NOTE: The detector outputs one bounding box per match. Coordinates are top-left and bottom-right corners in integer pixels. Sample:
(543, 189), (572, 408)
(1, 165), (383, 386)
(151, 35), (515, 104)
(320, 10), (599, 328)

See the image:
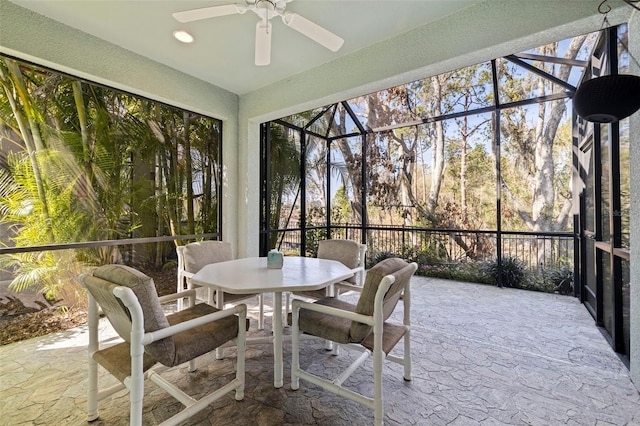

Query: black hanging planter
(573, 74), (640, 123)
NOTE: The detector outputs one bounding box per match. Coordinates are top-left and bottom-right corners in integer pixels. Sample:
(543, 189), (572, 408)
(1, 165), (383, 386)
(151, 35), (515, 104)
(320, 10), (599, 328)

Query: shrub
(545, 264), (574, 295)
(483, 256), (528, 288)
(367, 251), (395, 268)
(400, 245), (440, 266)
(418, 261), (492, 284)
(522, 274), (556, 293)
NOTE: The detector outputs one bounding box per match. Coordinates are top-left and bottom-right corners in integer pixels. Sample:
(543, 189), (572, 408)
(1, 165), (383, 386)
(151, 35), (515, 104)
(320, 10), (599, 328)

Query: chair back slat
(183, 241), (232, 273)
(89, 264), (176, 365)
(350, 258), (414, 342)
(381, 262), (417, 320)
(356, 243), (367, 285)
(82, 275), (133, 341)
(318, 239), (360, 284)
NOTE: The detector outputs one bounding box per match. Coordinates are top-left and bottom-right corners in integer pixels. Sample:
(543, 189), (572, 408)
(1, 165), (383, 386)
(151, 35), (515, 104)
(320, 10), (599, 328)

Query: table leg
(273, 291), (283, 388)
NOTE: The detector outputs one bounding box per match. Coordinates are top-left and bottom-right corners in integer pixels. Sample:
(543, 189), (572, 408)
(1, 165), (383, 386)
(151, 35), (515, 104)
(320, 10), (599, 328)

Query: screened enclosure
(0, 56), (223, 304)
(260, 25), (632, 364)
(260, 32), (596, 268)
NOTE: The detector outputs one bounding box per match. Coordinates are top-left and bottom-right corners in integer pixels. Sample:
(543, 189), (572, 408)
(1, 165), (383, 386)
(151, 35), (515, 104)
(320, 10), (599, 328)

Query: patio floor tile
(1, 277), (639, 425)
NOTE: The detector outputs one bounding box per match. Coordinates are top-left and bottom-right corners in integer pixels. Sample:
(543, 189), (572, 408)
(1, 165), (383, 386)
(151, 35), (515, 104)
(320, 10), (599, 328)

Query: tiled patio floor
(1, 277), (639, 425)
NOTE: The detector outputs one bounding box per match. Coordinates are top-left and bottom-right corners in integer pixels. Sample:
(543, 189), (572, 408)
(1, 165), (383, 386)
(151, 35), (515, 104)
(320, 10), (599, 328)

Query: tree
(500, 37), (587, 235)
(0, 57), (222, 305)
(267, 124), (300, 249)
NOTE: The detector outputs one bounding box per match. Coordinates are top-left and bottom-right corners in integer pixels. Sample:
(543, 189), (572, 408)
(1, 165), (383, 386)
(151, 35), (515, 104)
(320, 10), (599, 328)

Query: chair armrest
(335, 266), (365, 293)
(142, 303), (247, 345)
(351, 266), (365, 275)
(334, 282), (363, 293)
(181, 270), (195, 280)
(291, 299), (373, 326)
(158, 289), (197, 304)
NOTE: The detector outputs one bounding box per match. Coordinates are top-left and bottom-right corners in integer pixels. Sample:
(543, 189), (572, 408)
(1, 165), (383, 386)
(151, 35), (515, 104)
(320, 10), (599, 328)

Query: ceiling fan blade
(172, 4), (242, 23)
(255, 21), (272, 66)
(282, 13), (344, 52)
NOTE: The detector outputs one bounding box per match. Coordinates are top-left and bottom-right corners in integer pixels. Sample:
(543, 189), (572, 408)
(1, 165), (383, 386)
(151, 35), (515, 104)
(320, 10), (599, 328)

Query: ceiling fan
(172, 0), (344, 66)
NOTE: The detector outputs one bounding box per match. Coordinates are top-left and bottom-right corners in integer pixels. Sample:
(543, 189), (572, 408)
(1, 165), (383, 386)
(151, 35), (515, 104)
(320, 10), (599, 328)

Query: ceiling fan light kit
(172, 0), (344, 66)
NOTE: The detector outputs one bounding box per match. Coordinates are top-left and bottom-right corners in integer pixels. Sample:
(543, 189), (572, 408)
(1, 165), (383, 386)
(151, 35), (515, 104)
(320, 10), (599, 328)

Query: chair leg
(373, 347), (384, 426)
(403, 329), (411, 381)
(290, 302), (300, 391)
(215, 290), (225, 360)
(284, 293), (290, 328)
(87, 357), (99, 421)
(258, 294), (264, 330)
(235, 306), (246, 401)
(129, 356), (145, 426)
(87, 296), (99, 421)
(331, 343), (340, 356)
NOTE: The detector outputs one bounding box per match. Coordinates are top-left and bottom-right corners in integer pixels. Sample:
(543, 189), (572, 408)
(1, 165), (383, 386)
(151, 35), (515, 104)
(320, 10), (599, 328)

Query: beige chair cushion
(82, 274), (134, 341)
(91, 264), (176, 365)
(296, 297), (357, 344)
(182, 241), (258, 304)
(296, 258), (414, 345)
(183, 241), (232, 273)
(292, 288), (329, 300)
(295, 294), (408, 353)
(93, 342), (157, 383)
(90, 264), (244, 368)
(165, 303), (240, 366)
(350, 258), (411, 342)
(317, 239), (360, 284)
(361, 322), (408, 355)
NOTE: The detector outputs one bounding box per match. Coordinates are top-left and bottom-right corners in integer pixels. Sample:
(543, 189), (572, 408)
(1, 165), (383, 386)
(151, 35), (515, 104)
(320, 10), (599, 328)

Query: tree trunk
(427, 76), (446, 215)
(1, 60), (55, 241)
(183, 112), (195, 234)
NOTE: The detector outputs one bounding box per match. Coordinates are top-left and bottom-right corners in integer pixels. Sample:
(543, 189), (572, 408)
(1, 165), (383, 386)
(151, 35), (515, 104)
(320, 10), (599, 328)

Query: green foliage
(367, 251), (395, 268)
(544, 264), (574, 295)
(0, 56), (222, 306)
(483, 256), (528, 288)
(268, 124), (301, 249)
(0, 249), (90, 309)
(304, 227), (328, 258)
(367, 243), (440, 269)
(418, 261), (493, 284)
(405, 255), (571, 295)
(331, 186), (352, 223)
(399, 244), (441, 267)
(524, 274), (558, 293)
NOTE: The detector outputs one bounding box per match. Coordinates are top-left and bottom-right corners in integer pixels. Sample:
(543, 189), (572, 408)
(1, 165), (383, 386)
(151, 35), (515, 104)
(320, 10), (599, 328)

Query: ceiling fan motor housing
(253, 0), (287, 20)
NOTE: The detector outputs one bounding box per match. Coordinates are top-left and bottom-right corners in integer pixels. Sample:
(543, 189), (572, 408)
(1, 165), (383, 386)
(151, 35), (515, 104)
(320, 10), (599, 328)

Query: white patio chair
(290, 257), (417, 426)
(286, 239), (366, 309)
(177, 240), (264, 329)
(79, 264), (246, 426)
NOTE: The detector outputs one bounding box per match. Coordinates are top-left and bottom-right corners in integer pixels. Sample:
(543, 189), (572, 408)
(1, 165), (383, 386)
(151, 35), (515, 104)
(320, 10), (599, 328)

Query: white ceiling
(9, 0), (482, 95)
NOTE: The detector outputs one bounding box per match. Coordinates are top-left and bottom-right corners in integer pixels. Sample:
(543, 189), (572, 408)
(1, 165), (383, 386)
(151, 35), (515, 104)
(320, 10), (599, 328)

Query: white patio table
(191, 256), (353, 388)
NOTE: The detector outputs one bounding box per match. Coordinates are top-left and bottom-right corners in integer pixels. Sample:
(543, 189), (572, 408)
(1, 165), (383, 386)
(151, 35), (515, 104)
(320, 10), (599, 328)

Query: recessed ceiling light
(173, 30), (194, 44)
